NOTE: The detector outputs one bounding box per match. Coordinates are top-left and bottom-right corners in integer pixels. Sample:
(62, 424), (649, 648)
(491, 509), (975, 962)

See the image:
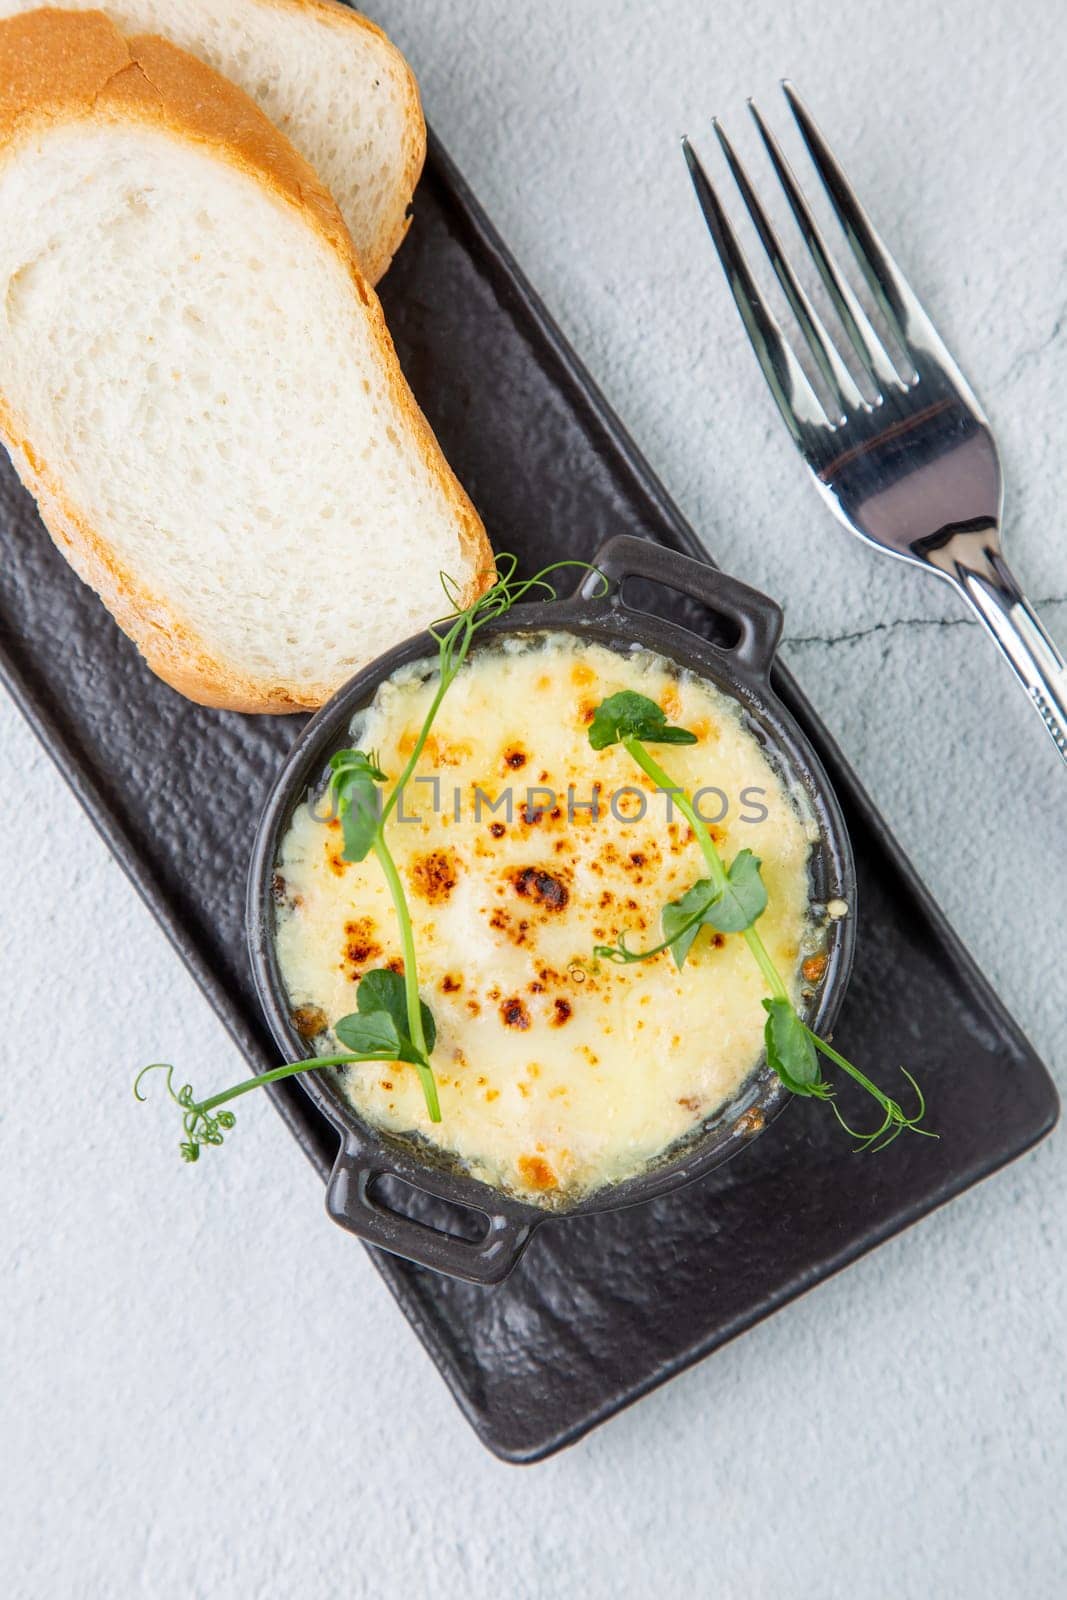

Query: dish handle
(579, 535), (783, 685)
(325, 1138), (535, 1285)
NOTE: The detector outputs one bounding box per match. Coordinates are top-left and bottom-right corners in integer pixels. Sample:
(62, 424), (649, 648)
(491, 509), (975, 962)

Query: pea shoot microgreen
(138, 555), (606, 1161)
(589, 691), (935, 1153)
(588, 690), (699, 750)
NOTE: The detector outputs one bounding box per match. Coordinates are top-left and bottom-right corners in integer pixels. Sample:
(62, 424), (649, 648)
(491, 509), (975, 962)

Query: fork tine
(712, 116), (862, 421)
(782, 81), (943, 375)
(747, 97), (904, 397)
(681, 136), (831, 442)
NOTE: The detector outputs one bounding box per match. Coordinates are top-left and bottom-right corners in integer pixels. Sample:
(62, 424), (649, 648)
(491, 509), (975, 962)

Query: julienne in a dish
(138, 549), (934, 1234)
(273, 631), (821, 1207)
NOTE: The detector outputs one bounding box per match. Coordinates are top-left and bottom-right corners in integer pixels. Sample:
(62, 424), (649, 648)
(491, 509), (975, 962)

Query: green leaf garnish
(587, 690), (698, 750)
(589, 699), (936, 1154)
(660, 879), (719, 968)
(328, 748), (386, 784)
(701, 848), (768, 932)
(339, 967), (438, 1062)
(139, 554), (607, 1157)
(598, 850), (769, 968)
(662, 848), (769, 967)
(761, 997), (822, 1094)
(328, 748), (386, 863)
(333, 1009), (403, 1059)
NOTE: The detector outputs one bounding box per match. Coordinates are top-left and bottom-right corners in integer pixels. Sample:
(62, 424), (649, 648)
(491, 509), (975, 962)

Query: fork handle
(956, 554), (1067, 764)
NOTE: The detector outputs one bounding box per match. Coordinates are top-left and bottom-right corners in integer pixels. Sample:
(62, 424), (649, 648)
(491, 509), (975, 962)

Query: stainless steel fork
(683, 82), (1067, 765)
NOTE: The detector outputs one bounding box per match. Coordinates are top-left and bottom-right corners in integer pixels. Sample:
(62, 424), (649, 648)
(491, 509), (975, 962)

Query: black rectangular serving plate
(0, 133), (1057, 1463)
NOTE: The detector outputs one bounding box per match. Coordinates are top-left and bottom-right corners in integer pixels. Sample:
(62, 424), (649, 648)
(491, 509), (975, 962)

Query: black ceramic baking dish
(247, 535), (856, 1283)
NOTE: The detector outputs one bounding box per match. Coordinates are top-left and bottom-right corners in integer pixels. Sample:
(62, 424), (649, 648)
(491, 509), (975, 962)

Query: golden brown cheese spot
(571, 661), (595, 686)
(489, 821), (506, 839)
(518, 1154), (557, 1191)
(551, 997), (572, 1027)
(409, 848), (460, 904)
(518, 800), (563, 827)
(503, 744), (527, 770)
(660, 684), (681, 718)
(291, 1004), (327, 1039)
(678, 1094), (702, 1112)
(610, 788), (648, 821)
(567, 782), (601, 832)
(500, 996), (531, 1029)
(666, 821), (694, 855)
(439, 973), (462, 994)
(326, 845), (350, 877)
(424, 733), (470, 768)
(342, 917), (382, 975)
(272, 871), (303, 911)
(489, 907), (532, 947)
(802, 953), (828, 983)
(510, 866), (570, 911)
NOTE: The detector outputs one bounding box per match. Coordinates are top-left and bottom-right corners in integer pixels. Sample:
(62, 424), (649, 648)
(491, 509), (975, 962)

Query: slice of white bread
(0, 0), (424, 284)
(0, 8), (491, 712)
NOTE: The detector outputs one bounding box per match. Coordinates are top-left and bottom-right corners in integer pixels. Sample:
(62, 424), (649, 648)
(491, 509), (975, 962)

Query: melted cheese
(273, 633), (816, 1208)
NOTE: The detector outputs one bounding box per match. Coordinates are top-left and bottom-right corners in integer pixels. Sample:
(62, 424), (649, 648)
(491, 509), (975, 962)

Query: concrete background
(3, 1), (1066, 1595)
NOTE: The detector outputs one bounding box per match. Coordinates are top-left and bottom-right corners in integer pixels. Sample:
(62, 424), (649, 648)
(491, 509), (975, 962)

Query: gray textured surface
(3, 1), (1066, 1595)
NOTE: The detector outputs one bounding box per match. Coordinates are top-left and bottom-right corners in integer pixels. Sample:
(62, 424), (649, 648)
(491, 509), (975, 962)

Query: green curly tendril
(134, 1064), (237, 1163)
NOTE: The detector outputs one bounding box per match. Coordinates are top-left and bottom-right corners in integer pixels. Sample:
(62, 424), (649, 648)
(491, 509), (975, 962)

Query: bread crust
(0, 8), (493, 713)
